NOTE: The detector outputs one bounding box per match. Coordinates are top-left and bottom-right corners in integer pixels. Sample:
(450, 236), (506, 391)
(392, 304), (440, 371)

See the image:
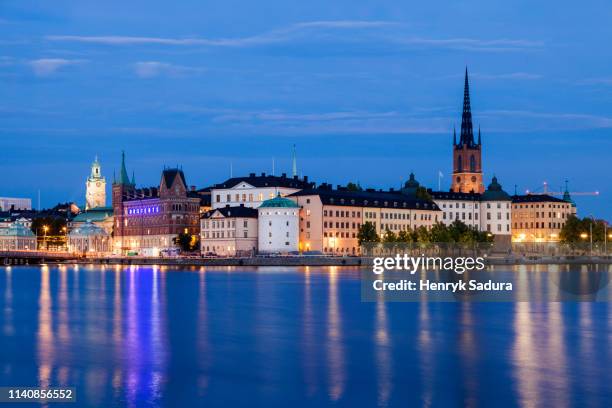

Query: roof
(512, 194), (569, 204)
(430, 190), (481, 201)
(162, 168), (187, 189)
(201, 206), (258, 219)
(481, 176), (511, 201)
(259, 194), (300, 208)
(213, 173), (314, 190)
(69, 220), (109, 237)
(289, 188), (440, 211)
(0, 222), (34, 237)
(72, 207), (114, 222)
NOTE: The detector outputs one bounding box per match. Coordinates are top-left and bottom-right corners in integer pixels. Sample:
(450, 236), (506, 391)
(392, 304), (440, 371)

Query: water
(0, 265), (610, 407)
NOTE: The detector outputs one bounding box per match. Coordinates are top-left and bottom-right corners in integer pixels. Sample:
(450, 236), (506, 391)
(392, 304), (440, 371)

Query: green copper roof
(481, 176), (511, 201)
(0, 223), (34, 237)
(259, 194), (299, 208)
(116, 150), (133, 186)
(69, 220), (109, 237)
(73, 207), (113, 222)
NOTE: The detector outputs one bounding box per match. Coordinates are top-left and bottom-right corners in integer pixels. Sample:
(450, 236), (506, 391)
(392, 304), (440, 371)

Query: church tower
(85, 155), (107, 209)
(451, 68), (484, 193)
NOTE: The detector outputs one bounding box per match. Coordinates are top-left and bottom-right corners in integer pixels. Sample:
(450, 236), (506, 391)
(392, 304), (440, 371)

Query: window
(216, 195), (221, 202)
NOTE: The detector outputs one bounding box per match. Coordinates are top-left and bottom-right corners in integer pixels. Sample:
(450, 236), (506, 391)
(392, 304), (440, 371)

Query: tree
(357, 222), (379, 245)
(397, 230), (414, 243)
(415, 226), (431, 243)
(560, 215), (608, 243)
(430, 222), (452, 242)
(173, 232), (199, 252)
(383, 229), (397, 243)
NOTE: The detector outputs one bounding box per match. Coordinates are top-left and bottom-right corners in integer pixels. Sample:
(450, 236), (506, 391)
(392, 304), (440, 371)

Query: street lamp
(42, 225), (49, 250)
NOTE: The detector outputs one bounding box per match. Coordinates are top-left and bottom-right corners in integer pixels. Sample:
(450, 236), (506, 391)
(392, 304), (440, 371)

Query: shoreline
(38, 255), (612, 267)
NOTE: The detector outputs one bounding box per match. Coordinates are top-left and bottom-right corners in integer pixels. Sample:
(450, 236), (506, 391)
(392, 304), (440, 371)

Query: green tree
(173, 232), (199, 252)
(357, 222), (380, 245)
(415, 226), (431, 243)
(430, 222), (452, 242)
(383, 229), (397, 243)
(397, 230), (414, 243)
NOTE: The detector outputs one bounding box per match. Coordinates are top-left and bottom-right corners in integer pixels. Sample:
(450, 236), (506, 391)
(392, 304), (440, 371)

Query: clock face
(96, 182), (101, 187)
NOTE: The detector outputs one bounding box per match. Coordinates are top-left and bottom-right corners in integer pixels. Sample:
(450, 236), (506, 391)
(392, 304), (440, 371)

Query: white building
(211, 173), (314, 209)
(0, 219), (37, 251)
(86, 156), (107, 210)
(200, 205), (258, 256)
(257, 195), (300, 254)
(431, 176), (512, 244)
(0, 197), (32, 211)
(68, 220), (112, 254)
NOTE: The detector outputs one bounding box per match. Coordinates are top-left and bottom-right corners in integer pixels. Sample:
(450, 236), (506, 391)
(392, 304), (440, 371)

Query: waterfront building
(257, 194), (300, 254)
(288, 183), (441, 255)
(431, 176), (512, 243)
(211, 173), (314, 209)
(112, 152), (200, 256)
(451, 68), (484, 194)
(200, 205), (258, 256)
(68, 220), (111, 254)
(69, 207), (114, 235)
(0, 219), (37, 251)
(85, 156), (106, 210)
(511, 194), (573, 242)
(0, 197), (32, 211)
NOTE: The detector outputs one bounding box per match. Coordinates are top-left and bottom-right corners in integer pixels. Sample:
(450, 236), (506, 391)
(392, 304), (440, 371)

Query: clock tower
(86, 156), (107, 209)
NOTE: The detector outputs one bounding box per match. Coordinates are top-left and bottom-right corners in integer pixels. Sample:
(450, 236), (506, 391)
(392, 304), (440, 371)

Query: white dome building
(68, 220), (111, 254)
(257, 194), (299, 254)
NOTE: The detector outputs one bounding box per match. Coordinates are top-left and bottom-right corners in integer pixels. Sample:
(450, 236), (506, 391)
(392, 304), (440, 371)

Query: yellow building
(511, 194), (574, 242)
(288, 185), (441, 255)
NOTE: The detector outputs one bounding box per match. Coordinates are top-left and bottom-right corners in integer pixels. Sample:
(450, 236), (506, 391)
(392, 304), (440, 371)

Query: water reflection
(197, 268), (210, 393)
(374, 300), (392, 406)
(3, 267), (13, 336)
(37, 265), (53, 388)
(302, 267), (317, 396)
(326, 266), (345, 401)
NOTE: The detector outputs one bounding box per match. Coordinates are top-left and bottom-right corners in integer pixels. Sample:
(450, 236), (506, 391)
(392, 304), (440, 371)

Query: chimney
(191, 185), (196, 191)
(261, 172), (266, 177)
(304, 176), (308, 182)
(281, 172), (287, 178)
(249, 173), (255, 177)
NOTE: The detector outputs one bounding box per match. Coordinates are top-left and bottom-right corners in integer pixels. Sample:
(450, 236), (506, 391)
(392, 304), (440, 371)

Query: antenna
(272, 157), (275, 176)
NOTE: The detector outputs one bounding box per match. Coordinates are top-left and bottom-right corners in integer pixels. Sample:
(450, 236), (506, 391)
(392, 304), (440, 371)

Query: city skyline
(1, 1), (610, 219)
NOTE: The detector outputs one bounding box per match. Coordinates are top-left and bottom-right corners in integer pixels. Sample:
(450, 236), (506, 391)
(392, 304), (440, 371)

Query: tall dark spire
(117, 150), (131, 185)
(477, 125), (481, 145)
(453, 126), (457, 145)
(459, 67), (475, 146)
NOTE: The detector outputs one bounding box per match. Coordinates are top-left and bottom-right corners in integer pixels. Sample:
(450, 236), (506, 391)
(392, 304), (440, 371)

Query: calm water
(0, 265), (611, 407)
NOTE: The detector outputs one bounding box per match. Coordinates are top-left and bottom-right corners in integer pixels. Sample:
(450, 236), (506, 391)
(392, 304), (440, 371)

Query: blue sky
(1, 1), (611, 219)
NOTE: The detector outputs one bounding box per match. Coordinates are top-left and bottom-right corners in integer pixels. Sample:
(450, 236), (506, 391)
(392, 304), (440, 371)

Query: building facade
(257, 195), (300, 254)
(432, 176), (512, 240)
(289, 184), (441, 255)
(511, 194), (573, 242)
(452, 69), (484, 194)
(0, 219), (37, 251)
(68, 220), (111, 254)
(112, 152), (200, 255)
(200, 205), (258, 256)
(0, 197), (32, 211)
(211, 173), (314, 209)
(85, 156), (106, 210)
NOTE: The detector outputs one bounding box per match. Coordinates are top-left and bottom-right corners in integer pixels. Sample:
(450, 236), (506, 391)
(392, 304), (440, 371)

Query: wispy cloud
(28, 58), (85, 76)
(576, 77), (612, 86)
(46, 21), (543, 53)
(133, 61), (204, 78)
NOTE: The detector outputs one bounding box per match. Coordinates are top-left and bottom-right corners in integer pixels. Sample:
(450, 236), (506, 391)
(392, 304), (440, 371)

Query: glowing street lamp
(579, 232), (588, 239)
(42, 225), (49, 250)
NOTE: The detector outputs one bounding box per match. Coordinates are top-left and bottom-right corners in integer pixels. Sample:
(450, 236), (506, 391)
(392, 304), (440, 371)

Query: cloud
(133, 61), (204, 78)
(577, 78), (612, 86)
(28, 58), (85, 76)
(46, 21), (543, 52)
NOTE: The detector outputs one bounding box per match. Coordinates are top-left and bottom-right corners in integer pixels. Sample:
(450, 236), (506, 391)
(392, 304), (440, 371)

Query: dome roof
(481, 176), (511, 201)
(259, 194), (299, 208)
(69, 220), (109, 237)
(0, 223), (34, 237)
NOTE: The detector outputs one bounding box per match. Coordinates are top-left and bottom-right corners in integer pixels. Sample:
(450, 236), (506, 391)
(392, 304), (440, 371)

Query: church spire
(460, 67), (474, 147)
(453, 126), (457, 145)
(117, 150), (131, 185)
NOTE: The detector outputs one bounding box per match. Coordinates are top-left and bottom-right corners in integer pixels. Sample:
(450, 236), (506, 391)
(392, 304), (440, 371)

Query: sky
(0, 0), (611, 220)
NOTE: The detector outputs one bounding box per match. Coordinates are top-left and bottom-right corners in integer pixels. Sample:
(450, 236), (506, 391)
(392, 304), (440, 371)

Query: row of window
(514, 203), (569, 209)
(215, 192), (276, 203)
(324, 210), (362, 218)
(514, 222), (565, 229)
